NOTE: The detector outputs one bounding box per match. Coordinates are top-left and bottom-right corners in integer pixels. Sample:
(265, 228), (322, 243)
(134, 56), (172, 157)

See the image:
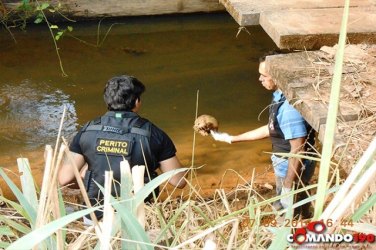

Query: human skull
(193, 114), (218, 136)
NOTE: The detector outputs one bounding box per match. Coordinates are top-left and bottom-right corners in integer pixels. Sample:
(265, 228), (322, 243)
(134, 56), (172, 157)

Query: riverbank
(1, 0), (225, 21)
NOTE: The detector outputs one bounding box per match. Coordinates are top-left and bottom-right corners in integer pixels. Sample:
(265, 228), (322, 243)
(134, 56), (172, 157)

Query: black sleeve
(69, 129), (83, 155)
(150, 124), (177, 162)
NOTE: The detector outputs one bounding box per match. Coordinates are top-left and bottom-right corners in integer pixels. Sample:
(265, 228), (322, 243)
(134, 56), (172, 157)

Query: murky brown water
(0, 13), (277, 197)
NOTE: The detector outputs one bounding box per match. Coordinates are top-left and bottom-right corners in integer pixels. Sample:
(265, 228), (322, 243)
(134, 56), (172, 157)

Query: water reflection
(0, 13), (277, 197)
(0, 80), (77, 150)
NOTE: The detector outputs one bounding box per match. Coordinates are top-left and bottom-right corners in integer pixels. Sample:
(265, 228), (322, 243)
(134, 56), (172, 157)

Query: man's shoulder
(280, 101), (302, 116)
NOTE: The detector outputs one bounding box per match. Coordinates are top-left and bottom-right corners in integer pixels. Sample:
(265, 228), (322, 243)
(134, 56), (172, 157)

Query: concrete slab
(265, 46), (376, 172)
(219, 0), (374, 26)
(264, 47), (376, 132)
(260, 7), (376, 49)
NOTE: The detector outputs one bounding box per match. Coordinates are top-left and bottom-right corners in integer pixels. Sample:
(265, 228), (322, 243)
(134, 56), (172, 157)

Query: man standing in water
(211, 52), (315, 218)
(58, 75), (187, 220)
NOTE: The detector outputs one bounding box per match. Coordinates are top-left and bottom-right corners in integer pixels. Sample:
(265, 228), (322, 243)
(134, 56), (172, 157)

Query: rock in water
(193, 114), (218, 136)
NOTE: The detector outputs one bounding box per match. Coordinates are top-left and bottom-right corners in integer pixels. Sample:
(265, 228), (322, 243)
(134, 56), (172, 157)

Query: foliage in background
(1, 0), (74, 76)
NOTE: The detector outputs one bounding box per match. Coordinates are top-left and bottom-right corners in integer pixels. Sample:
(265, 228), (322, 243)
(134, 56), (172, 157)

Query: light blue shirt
(271, 90), (308, 178)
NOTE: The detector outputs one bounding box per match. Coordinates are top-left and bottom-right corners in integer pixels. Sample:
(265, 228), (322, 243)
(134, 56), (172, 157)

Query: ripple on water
(0, 79), (78, 152)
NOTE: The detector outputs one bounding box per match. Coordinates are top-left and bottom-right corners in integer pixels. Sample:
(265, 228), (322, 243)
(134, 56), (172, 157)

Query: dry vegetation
(1, 45), (375, 249)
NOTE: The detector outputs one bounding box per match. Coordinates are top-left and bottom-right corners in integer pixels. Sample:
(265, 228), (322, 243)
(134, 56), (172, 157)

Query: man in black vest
(58, 75), (187, 220)
(211, 52), (316, 219)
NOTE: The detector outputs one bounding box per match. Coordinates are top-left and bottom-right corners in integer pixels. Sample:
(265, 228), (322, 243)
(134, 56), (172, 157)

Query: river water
(0, 13), (277, 197)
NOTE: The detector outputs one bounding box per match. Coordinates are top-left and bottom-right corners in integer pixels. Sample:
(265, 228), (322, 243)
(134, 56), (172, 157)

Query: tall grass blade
(0, 225), (15, 236)
(7, 206), (99, 250)
(62, 143), (100, 226)
(0, 214), (30, 235)
(57, 188), (67, 245)
(172, 219), (238, 250)
(112, 201), (152, 250)
(132, 165), (146, 228)
(321, 136), (376, 220)
(120, 160), (133, 249)
(35, 145), (53, 231)
(100, 171), (115, 250)
(351, 193), (376, 222)
(343, 223), (376, 235)
(155, 201), (190, 244)
(0, 242), (10, 248)
(17, 158), (38, 211)
(326, 161), (376, 228)
(313, 0), (350, 220)
(0, 168), (36, 224)
(134, 168), (188, 206)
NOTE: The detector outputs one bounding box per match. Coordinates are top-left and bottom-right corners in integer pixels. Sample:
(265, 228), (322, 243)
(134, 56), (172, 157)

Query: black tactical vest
(79, 111), (158, 214)
(268, 97), (315, 153)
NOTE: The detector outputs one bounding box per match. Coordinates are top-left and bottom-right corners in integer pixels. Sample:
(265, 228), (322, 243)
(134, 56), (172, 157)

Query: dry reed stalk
(34, 106), (66, 249)
(341, 222), (376, 235)
(119, 160), (132, 249)
(216, 189), (231, 214)
(67, 225), (95, 250)
(172, 218), (238, 250)
(48, 144), (66, 250)
(326, 161), (376, 233)
(132, 165), (146, 229)
(33, 145), (53, 250)
(100, 171), (114, 250)
(61, 139), (101, 231)
(226, 219), (239, 250)
(51, 106), (66, 180)
(180, 177), (213, 214)
(321, 136), (376, 220)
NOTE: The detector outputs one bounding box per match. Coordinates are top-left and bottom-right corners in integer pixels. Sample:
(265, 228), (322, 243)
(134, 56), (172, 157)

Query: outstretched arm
(231, 125), (270, 143)
(159, 156), (187, 188)
(212, 124), (269, 144)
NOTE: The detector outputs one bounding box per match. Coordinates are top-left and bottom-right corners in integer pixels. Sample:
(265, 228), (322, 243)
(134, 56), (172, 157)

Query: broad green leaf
(95, 179), (150, 249)
(18, 0), (31, 11)
(0, 214), (31, 234)
(7, 206), (99, 250)
(0, 225), (15, 236)
(0, 168), (36, 224)
(0, 195), (30, 221)
(0, 242), (10, 248)
(112, 201), (152, 250)
(67, 26), (73, 32)
(50, 25), (59, 29)
(34, 17), (43, 24)
(17, 158), (38, 211)
(40, 3), (49, 10)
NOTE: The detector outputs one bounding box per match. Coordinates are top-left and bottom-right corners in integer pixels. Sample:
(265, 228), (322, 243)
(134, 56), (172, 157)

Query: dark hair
(259, 50), (282, 63)
(104, 75), (145, 111)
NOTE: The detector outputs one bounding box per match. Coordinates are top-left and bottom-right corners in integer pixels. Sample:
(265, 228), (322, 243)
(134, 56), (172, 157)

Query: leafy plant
(1, 0), (75, 76)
